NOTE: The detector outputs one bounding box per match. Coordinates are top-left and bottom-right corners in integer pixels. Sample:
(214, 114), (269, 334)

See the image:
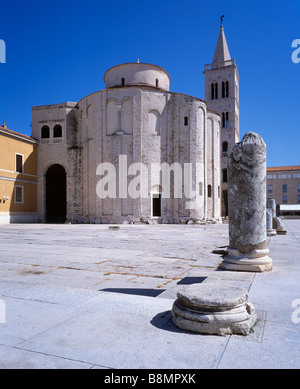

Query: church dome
(104, 62), (170, 91)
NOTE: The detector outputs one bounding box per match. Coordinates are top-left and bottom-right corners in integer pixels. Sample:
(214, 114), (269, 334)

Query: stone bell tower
(204, 19), (240, 217)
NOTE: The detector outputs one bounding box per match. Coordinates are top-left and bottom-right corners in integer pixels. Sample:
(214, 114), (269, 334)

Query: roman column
(221, 131), (272, 272)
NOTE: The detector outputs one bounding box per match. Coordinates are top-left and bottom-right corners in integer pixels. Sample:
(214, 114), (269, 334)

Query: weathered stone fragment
(172, 283), (257, 336)
(221, 132), (272, 272)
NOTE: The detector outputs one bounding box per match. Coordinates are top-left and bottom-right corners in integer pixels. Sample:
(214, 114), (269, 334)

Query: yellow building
(267, 165), (300, 217)
(0, 123), (38, 223)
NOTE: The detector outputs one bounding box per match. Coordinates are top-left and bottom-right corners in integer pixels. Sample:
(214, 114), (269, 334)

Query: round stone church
(31, 61), (221, 224)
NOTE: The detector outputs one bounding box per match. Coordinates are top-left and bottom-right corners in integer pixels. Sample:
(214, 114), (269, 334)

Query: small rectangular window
(282, 194), (288, 204)
(15, 154), (23, 173)
(268, 185), (273, 194)
(152, 193), (161, 217)
(298, 195), (300, 204)
(298, 184), (300, 193)
(282, 184), (287, 193)
(15, 186), (24, 204)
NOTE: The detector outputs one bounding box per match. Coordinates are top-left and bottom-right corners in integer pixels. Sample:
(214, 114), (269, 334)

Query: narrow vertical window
(155, 78), (159, 88)
(207, 185), (212, 198)
(225, 81), (229, 97)
(222, 80), (229, 98)
(222, 141), (228, 154)
(121, 78), (125, 86)
(211, 82), (218, 99)
(152, 193), (162, 217)
(184, 116), (189, 126)
(15, 154), (23, 173)
(15, 186), (24, 204)
(198, 182), (203, 196)
(222, 168), (228, 183)
(282, 184), (287, 193)
(222, 112), (229, 128)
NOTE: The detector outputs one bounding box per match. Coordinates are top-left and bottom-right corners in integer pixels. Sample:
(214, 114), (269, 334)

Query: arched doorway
(45, 164), (67, 223)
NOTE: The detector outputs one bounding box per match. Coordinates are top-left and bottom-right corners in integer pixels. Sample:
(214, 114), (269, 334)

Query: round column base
(267, 229), (277, 236)
(221, 248), (272, 272)
(172, 283), (257, 336)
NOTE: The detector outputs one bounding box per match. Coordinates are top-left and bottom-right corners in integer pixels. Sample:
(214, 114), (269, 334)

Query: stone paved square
(0, 221), (300, 368)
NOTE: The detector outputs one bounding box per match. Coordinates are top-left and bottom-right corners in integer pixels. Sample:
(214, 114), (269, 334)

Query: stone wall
(32, 72), (221, 224)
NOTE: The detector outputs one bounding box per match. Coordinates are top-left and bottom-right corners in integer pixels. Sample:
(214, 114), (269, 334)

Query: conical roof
(212, 24), (231, 64)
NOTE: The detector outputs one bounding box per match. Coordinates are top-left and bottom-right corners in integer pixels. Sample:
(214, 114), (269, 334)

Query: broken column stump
(172, 283), (257, 336)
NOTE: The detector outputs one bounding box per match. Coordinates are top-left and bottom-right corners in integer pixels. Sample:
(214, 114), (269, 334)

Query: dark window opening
(41, 125), (50, 139)
(53, 125), (62, 138)
(207, 185), (212, 198)
(211, 82), (218, 100)
(121, 77), (125, 86)
(222, 168), (228, 183)
(152, 193), (161, 217)
(222, 141), (228, 153)
(222, 112), (229, 128)
(184, 116), (189, 126)
(222, 80), (229, 98)
(156, 78), (159, 88)
(16, 154), (23, 173)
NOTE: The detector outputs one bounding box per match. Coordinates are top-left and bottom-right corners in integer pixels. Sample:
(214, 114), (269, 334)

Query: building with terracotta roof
(267, 166), (300, 216)
(0, 122), (38, 223)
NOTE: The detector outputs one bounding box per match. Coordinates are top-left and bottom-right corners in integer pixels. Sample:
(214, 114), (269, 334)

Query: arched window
(184, 116), (189, 126)
(222, 80), (229, 98)
(121, 78), (125, 86)
(222, 112), (229, 128)
(148, 110), (160, 135)
(41, 125), (50, 139)
(222, 168), (228, 183)
(222, 141), (228, 154)
(211, 82), (218, 100)
(53, 125), (62, 138)
(198, 182), (203, 196)
(207, 184), (212, 198)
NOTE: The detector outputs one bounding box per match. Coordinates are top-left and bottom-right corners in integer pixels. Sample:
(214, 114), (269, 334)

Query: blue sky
(0, 0), (299, 167)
